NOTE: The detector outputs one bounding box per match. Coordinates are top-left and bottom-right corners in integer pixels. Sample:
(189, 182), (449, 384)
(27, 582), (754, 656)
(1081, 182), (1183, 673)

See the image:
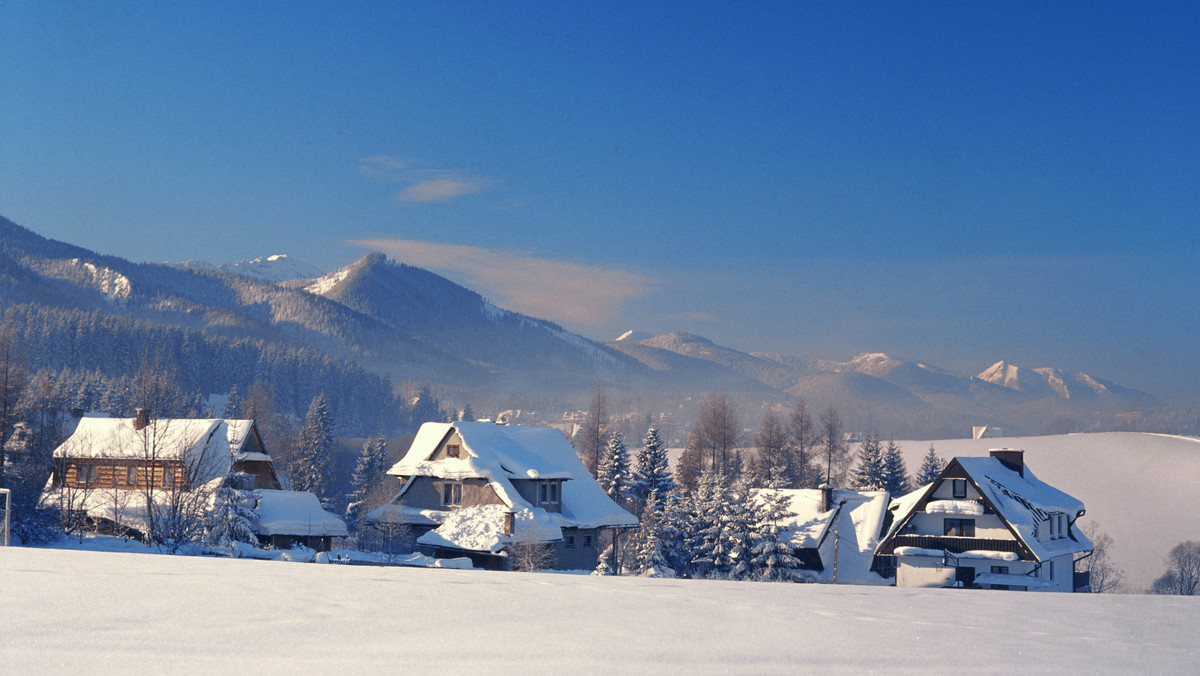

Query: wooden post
(833, 531), (839, 584)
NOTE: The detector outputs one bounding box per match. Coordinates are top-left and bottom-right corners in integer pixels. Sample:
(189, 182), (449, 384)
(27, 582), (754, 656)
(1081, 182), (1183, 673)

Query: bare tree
(1081, 521), (1125, 593)
(819, 404), (849, 487)
(1150, 541), (1200, 595)
(576, 382), (609, 477)
(751, 407), (792, 488)
(789, 398), (818, 488)
(505, 533), (555, 572)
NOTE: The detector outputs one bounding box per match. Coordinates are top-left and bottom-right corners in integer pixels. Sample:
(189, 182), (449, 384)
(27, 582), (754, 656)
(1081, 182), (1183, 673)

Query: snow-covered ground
(2, 545), (1197, 673)
(892, 432), (1200, 590)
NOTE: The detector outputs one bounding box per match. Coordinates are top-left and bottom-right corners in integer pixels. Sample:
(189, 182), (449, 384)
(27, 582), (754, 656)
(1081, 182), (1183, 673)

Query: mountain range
(0, 215), (1172, 437)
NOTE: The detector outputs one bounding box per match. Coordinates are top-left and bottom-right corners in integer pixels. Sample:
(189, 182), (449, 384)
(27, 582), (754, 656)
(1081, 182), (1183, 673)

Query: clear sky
(2, 2), (1197, 399)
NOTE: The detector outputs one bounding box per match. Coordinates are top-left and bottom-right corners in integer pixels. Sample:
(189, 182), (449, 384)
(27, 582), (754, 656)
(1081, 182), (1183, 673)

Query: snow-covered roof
(882, 454), (1091, 562)
(52, 417), (262, 484)
(758, 488), (892, 585)
(383, 421), (637, 534)
(252, 490), (347, 537)
(415, 505), (563, 554)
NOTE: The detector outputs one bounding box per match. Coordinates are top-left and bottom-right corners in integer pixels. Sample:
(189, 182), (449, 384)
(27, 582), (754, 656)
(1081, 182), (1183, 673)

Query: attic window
(539, 481), (560, 505)
(445, 444), (460, 459)
(951, 479), (967, 499)
(944, 518), (975, 537)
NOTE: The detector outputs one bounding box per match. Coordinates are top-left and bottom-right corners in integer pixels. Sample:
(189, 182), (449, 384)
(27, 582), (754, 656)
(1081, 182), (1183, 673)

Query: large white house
(365, 421), (638, 570)
(875, 449), (1092, 591)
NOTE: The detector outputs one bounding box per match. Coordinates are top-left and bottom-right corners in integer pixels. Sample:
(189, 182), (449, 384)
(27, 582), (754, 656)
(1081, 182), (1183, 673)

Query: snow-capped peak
(615, 330), (652, 342)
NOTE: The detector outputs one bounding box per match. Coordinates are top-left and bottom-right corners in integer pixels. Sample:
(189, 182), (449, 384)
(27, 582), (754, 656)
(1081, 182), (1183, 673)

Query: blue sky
(2, 2), (1197, 399)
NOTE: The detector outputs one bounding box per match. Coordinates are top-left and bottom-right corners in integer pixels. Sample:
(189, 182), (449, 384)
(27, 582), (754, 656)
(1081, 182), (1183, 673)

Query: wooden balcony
(886, 534), (1023, 556)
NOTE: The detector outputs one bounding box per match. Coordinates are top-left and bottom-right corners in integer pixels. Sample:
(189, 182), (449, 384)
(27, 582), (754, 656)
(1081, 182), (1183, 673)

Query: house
(758, 485), (894, 585)
(875, 449), (1092, 591)
(40, 411), (346, 551)
(365, 421), (638, 570)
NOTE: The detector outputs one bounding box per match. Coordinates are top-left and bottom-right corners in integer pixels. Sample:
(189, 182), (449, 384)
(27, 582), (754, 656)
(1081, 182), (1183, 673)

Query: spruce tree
(916, 444), (944, 486)
(598, 431), (633, 504)
(630, 490), (673, 576)
(345, 433), (388, 527)
(749, 488), (801, 581)
(633, 424), (676, 509)
(205, 480), (258, 552)
(294, 393), (335, 502)
(851, 434), (886, 491)
(882, 439), (910, 494)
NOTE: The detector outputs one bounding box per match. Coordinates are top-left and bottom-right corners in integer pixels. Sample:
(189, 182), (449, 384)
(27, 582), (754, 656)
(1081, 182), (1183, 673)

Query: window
(539, 481), (560, 505)
(126, 466), (138, 486)
(951, 479), (967, 499)
(583, 535), (593, 548)
(1058, 514), (1066, 539)
(1046, 560), (1055, 580)
(442, 481), (462, 506)
(944, 518), (975, 537)
(445, 444), (460, 459)
(565, 535), (576, 548)
(1049, 515), (1056, 538)
(78, 464), (98, 486)
(991, 565), (1009, 575)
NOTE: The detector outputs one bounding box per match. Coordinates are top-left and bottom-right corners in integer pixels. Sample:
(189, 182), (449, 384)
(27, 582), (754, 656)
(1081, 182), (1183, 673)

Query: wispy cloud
(346, 238), (655, 326)
(357, 155), (492, 203)
(396, 177), (490, 203)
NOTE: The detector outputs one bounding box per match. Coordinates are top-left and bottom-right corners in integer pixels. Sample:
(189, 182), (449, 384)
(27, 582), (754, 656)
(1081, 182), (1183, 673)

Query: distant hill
(0, 214), (1177, 437)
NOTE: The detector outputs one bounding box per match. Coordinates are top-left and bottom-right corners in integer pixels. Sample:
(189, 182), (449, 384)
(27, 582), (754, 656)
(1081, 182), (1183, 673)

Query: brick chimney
(989, 449), (1024, 477)
(134, 408), (150, 431)
(819, 483), (833, 512)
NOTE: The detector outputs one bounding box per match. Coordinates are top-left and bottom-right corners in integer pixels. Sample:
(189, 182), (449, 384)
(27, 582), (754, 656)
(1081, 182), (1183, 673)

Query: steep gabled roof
(52, 416), (264, 484)
(757, 488), (892, 585)
(877, 454), (1091, 562)
(381, 421), (637, 534)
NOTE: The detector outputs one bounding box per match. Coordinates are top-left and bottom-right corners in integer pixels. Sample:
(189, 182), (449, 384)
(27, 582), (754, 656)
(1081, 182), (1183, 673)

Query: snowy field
(3, 546), (1198, 674)
(892, 432), (1200, 590)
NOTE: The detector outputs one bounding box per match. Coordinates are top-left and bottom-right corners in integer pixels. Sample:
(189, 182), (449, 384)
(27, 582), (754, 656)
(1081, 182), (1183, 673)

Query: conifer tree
(222, 384), (241, 418)
(882, 439), (910, 494)
(205, 480), (258, 552)
(632, 424), (676, 510)
(597, 431), (633, 504)
(345, 433), (388, 526)
(851, 434), (886, 491)
(749, 488), (801, 581)
(294, 393), (335, 502)
(916, 444), (944, 486)
(630, 490), (673, 577)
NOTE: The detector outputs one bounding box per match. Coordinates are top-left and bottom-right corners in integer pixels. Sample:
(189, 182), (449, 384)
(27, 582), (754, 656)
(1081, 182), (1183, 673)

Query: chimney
(819, 483), (833, 512)
(134, 408), (150, 431)
(989, 449), (1024, 477)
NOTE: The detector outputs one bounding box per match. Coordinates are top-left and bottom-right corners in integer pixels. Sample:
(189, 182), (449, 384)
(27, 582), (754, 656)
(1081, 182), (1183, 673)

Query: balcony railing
(887, 535), (1023, 555)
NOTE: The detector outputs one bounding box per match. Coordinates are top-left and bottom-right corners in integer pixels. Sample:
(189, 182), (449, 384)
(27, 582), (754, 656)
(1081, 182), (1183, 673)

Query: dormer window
(539, 481), (560, 505)
(446, 444), (461, 458)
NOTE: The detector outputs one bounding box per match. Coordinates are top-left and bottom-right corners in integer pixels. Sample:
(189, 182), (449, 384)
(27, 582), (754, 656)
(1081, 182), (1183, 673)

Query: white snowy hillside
(885, 432), (1200, 590)
(3, 546), (1197, 673)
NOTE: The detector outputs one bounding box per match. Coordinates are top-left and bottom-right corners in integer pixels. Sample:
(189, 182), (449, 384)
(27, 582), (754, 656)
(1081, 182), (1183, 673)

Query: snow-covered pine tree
(293, 393), (335, 502)
(915, 444), (944, 486)
(222, 384), (241, 418)
(659, 491), (696, 577)
(459, 402), (475, 422)
(630, 490), (673, 577)
(598, 431), (633, 504)
(633, 424), (675, 509)
(882, 439), (909, 494)
(851, 434), (886, 491)
(205, 479), (258, 552)
(749, 487), (801, 581)
(344, 432), (388, 527)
